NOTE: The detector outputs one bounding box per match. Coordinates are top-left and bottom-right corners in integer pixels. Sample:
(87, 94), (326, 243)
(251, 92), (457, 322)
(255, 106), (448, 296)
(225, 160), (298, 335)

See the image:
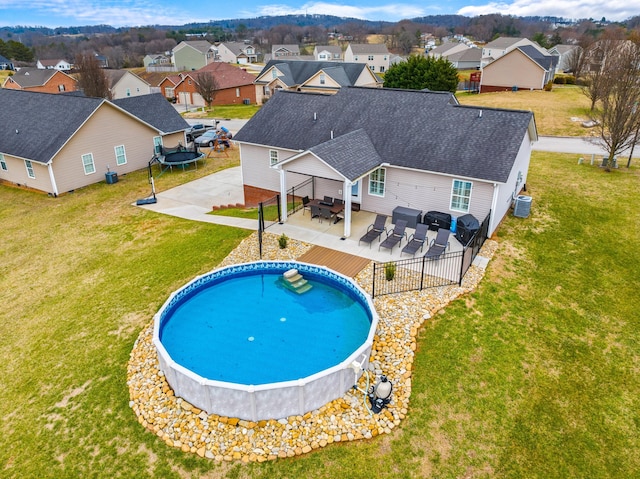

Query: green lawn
(1, 152), (638, 478)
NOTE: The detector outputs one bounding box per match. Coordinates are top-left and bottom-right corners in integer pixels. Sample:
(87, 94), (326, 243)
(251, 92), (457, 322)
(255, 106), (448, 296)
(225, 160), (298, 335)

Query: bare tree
(74, 52), (111, 99)
(195, 72), (219, 110)
(591, 39), (640, 170)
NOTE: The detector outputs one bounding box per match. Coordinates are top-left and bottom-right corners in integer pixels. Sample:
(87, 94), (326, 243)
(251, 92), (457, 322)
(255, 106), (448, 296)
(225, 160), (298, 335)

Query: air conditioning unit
(513, 195), (532, 218)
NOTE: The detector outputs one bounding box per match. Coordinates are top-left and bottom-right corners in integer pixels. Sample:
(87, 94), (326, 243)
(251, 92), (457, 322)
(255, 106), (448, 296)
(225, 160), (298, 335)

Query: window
(0, 154), (7, 171)
(368, 55), (374, 61)
(153, 136), (163, 155)
(368, 168), (386, 197)
(25, 160), (35, 179)
(58, 84), (65, 92)
(354, 56), (358, 61)
(269, 150), (279, 166)
(351, 180), (361, 201)
(319, 73), (325, 85)
(236, 87), (240, 97)
(114, 145), (127, 165)
(126, 88), (131, 97)
(451, 179), (472, 212)
(81, 153), (95, 175)
(380, 66), (385, 73)
(165, 87), (174, 97)
(369, 65), (375, 71)
(271, 69), (277, 79)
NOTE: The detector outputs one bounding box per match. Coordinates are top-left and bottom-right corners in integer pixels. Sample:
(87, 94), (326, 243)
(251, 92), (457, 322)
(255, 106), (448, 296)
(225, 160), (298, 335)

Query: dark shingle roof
(517, 45), (559, 71)
(234, 87), (535, 183)
(112, 93), (190, 134)
(306, 129), (383, 181)
(6, 67), (60, 87)
(257, 60), (377, 88)
(0, 89), (103, 163)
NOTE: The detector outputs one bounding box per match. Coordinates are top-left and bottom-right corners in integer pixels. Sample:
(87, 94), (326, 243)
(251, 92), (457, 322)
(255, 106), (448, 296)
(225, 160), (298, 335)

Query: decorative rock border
(127, 232), (498, 461)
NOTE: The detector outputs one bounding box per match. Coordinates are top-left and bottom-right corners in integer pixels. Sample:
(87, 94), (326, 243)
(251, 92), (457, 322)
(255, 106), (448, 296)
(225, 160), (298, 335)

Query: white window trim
(81, 153), (96, 175)
(368, 167), (386, 197)
(114, 145), (127, 165)
(0, 153), (7, 171)
(450, 179), (473, 213)
(153, 136), (163, 155)
(269, 149), (279, 166)
(25, 160), (35, 178)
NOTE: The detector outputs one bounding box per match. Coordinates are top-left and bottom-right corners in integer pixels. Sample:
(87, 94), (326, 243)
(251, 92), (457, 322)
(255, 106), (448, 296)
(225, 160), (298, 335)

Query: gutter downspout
(277, 165), (287, 222)
(47, 162), (59, 197)
(489, 183), (498, 235)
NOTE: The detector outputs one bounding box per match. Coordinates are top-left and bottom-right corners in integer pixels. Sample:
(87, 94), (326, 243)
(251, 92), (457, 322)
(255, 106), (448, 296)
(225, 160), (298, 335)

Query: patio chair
(319, 206), (333, 223)
(379, 219), (408, 253)
(424, 228), (451, 260)
(310, 204), (322, 220)
(302, 196), (311, 215)
(358, 214), (387, 247)
(401, 223), (429, 256)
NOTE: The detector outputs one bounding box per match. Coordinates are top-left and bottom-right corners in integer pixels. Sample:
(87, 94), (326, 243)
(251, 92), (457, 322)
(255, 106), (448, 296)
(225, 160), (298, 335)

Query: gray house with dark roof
(234, 87), (537, 237)
(0, 90), (189, 195)
(254, 60), (381, 101)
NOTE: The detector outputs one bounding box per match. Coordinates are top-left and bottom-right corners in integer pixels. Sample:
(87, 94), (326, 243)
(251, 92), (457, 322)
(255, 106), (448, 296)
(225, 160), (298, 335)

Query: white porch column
(278, 166), (288, 222)
(343, 179), (352, 238)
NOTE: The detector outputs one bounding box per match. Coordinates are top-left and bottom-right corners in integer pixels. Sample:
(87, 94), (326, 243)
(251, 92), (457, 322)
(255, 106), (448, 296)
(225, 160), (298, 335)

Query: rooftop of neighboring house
(4, 67), (71, 87)
(347, 43), (390, 54)
(257, 59), (380, 87)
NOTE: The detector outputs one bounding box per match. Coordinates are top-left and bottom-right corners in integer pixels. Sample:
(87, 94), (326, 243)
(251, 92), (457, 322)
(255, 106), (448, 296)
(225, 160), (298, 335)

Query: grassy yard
(1, 149), (638, 478)
(456, 85), (593, 137)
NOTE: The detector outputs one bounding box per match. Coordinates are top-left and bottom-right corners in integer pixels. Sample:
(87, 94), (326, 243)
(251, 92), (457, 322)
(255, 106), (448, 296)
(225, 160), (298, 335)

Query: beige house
(36, 59), (73, 71)
(343, 43), (390, 73)
(313, 45), (342, 61)
(481, 37), (548, 68)
(171, 41), (215, 71)
(428, 42), (470, 60)
(480, 46), (558, 93)
(104, 70), (151, 99)
(0, 90), (188, 196)
(216, 42), (258, 64)
(254, 60), (381, 101)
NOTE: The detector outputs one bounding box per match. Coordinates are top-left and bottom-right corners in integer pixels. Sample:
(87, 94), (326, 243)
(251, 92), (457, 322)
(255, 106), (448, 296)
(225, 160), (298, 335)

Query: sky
(0, 0), (637, 28)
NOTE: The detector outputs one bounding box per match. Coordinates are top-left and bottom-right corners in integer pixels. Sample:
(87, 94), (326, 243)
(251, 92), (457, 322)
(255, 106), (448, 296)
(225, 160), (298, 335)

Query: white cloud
(457, 0), (636, 22)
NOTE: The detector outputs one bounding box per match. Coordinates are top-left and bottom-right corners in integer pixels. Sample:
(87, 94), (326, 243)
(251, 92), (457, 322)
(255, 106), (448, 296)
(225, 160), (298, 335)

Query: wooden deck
(297, 246), (370, 278)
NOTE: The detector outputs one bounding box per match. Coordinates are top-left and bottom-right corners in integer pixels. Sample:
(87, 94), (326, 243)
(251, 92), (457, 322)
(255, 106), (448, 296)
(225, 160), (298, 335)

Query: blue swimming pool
(154, 261), (378, 421)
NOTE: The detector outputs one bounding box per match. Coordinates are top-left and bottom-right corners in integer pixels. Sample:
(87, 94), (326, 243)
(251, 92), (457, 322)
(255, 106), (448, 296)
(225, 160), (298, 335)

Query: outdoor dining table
(308, 199), (344, 223)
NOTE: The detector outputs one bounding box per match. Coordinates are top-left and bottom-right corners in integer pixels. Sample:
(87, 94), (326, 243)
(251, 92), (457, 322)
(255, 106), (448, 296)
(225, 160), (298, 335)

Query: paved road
(534, 136), (639, 160)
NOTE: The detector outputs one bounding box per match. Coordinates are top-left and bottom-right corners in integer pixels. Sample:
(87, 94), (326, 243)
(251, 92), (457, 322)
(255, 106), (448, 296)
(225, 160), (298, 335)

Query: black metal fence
(371, 213), (491, 298)
(286, 177), (314, 215)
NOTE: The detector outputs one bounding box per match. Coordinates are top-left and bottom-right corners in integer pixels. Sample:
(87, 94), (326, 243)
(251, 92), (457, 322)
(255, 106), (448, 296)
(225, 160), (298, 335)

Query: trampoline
(152, 144), (205, 176)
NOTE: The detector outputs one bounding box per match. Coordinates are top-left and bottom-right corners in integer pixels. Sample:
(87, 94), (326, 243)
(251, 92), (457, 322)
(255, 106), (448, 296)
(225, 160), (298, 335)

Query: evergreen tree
(383, 55), (459, 93)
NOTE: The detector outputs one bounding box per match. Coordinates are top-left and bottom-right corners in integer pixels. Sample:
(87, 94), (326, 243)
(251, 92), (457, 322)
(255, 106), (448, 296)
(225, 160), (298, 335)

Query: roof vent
(478, 109), (482, 118)
(330, 130), (334, 139)
(314, 112), (317, 121)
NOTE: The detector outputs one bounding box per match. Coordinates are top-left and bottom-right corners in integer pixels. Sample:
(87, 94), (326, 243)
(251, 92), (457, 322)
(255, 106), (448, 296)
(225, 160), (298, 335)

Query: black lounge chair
(401, 223), (429, 256)
(424, 228), (451, 260)
(359, 214), (387, 247)
(379, 219), (408, 253)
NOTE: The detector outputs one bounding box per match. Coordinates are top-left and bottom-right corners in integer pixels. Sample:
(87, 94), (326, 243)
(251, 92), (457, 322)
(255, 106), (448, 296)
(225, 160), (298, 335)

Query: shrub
(278, 233), (288, 249)
(564, 75), (576, 85)
(543, 81), (553, 91)
(384, 262), (396, 281)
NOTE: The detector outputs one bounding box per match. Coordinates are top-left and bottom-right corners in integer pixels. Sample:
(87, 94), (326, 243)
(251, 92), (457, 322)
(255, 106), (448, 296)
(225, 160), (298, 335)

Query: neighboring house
(160, 62), (258, 106)
(481, 37), (548, 68)
(143, 53), (172, 68)
(103, 69), (151, 99)
(480, 45), (558, 93)
(0, 90), (188, 196)
(94, 54), (109, 68)
(171, 41), (215, 71)
(343, 43), (390, 73)
(2, 67), (77, 93)
(445, 47), (482, 70)
(428, 42), (470, 60)
(0, 54), (14, 70)
(272, 44), (300, 59)
(254, 60), (382, 101)
(216, 42), (258, 64)
(36, 59), (73, 71)
(234, 87), (537, 238)
(547, 44), (579, 72)
(313, 45), (342, 62)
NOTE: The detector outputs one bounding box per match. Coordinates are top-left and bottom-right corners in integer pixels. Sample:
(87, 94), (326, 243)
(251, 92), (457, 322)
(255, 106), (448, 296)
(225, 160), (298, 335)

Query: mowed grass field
(456, 85), (593, 137)
(1, 142), (639, 477)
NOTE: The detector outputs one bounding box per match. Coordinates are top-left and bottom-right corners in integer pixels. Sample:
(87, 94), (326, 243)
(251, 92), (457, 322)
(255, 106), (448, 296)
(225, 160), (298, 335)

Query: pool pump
(367, 375), (392, 413)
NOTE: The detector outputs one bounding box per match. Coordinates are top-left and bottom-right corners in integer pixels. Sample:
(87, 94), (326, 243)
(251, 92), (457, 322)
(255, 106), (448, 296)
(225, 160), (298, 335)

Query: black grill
(423, 211), (452, 231)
